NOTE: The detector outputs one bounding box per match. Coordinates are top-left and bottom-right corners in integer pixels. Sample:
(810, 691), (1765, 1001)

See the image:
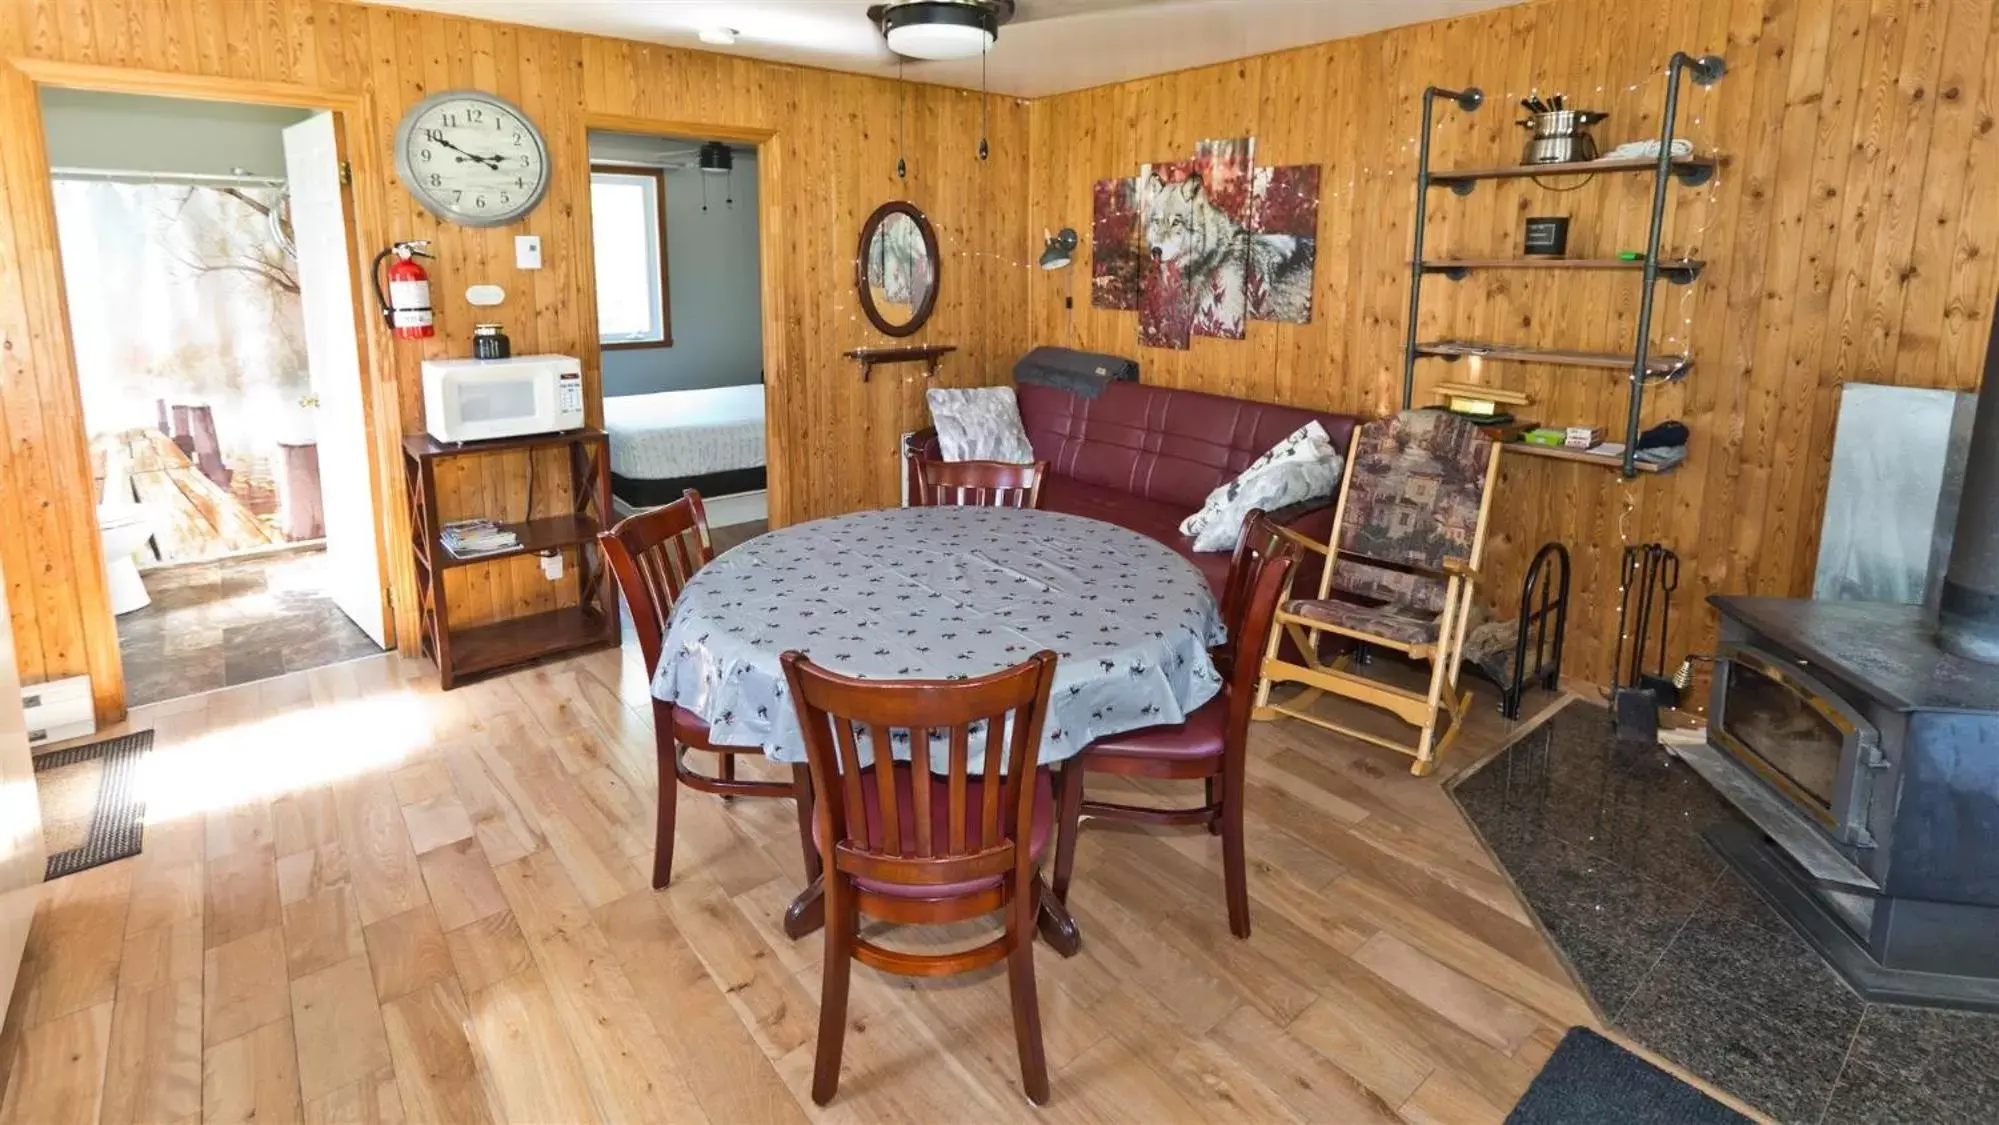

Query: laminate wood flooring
(0, 647), (1669, 1123)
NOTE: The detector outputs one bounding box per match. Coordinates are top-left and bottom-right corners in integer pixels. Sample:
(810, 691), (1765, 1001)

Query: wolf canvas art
(1092, 137), (1319, 350)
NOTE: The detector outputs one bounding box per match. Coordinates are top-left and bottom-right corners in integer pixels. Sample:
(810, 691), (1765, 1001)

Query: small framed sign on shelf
(1523, 216), (1570, 256)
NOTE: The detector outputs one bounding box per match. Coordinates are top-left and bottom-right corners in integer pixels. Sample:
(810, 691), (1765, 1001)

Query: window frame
(590, 162), (672, 350)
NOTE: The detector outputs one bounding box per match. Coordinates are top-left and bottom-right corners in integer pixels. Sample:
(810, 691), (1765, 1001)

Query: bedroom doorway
(40, 88), (389, 708)
(586, 128), (768, 543)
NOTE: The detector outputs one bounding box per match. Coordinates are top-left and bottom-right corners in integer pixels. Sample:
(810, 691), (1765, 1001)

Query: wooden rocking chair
(1253, 410), (1501, 776)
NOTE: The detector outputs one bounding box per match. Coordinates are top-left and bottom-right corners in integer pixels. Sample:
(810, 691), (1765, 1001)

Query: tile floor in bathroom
(114, 547), (385, 707)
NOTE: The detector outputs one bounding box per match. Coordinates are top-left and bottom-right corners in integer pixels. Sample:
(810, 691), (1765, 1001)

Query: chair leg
(1220, 769), (1250, 938)
(1052, 763), (1085, 906)
(1205, 776), (1222, 836)
(1008, 873), (1051, 1105)
(811, 878), (855, 1106)
(792, 765), (821, 883)
(652, 739), (679, 889)
(717, 750), (738, 801)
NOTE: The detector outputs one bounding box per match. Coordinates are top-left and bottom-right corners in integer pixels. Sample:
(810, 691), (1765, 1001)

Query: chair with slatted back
(1051, 524), (1296, 938)
(598, 490), (810, 890)
(781, 649), (1061, 1106)
(916, 459), (1049, 509)
(1253, 409), (1502, 776)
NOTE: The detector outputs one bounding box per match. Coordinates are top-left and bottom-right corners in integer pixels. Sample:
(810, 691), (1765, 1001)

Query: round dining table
(650, 505), (1229, 950)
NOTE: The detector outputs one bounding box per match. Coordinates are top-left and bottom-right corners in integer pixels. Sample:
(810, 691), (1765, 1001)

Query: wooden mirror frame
(855, 201), (939, 338)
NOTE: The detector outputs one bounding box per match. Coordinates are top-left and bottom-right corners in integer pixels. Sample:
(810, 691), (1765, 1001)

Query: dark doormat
(1508, 1027), (1752, 1125)
(32, 729), (150, 880)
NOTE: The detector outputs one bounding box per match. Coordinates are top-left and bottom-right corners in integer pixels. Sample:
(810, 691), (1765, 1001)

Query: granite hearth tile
(1614, 964), (1852, 1124)
(1843, 1005), (1999, 1120)
(1819, 1059), (1968, 1125)
(1532, 907), (1664, 1016)
(1647, 908), (1866, 1033)
(1503, 836), (1700, 947)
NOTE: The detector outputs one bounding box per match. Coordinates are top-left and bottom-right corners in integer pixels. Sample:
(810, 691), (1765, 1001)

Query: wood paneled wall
(0, 1), (1029, 715)
(1027, 0), (1999, 692)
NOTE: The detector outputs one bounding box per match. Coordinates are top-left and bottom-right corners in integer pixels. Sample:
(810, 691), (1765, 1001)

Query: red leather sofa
(907, 381), (1359, 596)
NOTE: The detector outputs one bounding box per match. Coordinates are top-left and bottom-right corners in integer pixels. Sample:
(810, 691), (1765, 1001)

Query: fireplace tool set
(1611, 542), (1680, 741)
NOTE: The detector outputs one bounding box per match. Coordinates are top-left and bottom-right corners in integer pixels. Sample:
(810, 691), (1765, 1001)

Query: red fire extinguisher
(370, 240), (435, 339)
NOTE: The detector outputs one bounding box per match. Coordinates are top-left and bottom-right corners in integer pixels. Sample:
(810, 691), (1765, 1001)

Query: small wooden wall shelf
(402, 428), (619, 689)
(845, 344), (955, 382)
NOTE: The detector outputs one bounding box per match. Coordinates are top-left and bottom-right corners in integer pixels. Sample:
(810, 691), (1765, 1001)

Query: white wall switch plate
(515, 235), (542, 270)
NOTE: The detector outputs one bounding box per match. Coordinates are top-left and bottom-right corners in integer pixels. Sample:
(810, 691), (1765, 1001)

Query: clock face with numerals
(392, 90), (550, 228)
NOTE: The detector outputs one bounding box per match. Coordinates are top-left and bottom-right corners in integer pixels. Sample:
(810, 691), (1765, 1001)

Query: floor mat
(33, 729), (150, 879)
(1507, 1027), (1750, 1124)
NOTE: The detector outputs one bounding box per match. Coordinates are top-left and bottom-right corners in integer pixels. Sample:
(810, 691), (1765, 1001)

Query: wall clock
(393, 90), (550, 228)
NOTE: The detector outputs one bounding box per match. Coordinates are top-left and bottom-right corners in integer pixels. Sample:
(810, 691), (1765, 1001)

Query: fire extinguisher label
(388, 279), (430, 311)
(391, 308), (434, 329)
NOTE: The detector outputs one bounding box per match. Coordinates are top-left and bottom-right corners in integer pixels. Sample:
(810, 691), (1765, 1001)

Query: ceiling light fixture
(873, 1), (1012, 62)
(698, 27), (737, 46)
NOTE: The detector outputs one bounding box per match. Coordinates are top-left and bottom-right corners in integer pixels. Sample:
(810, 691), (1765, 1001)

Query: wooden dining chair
(1212, 508), (1284, 679)
(1051, 536), (1296, 939)
(781, 649), (1061, 1106)
(916, 458), (1049, 509)
(598, 490), (809, 890)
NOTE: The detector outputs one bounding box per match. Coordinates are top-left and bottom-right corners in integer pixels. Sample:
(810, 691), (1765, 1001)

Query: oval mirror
(856, 201), (938, 337)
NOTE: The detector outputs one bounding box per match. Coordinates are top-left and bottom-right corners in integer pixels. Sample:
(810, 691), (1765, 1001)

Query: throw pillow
(926, 387), (1036, 464)
(1181, 421), (1344, 552)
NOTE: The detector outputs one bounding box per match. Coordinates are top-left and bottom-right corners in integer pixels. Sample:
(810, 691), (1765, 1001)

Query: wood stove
(1674, 297), (1999, 1010)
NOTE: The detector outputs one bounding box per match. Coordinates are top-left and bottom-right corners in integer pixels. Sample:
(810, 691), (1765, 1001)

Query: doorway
(40, 89), (388, 707)
(586, 129), (770, 542)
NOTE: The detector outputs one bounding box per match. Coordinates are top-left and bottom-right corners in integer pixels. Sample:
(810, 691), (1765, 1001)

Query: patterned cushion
(1179, 421), (1344, 553)
(1284, 597), (1442, 647)
(927, 386), (1036, 463)
(1341, 410), (1493, 572)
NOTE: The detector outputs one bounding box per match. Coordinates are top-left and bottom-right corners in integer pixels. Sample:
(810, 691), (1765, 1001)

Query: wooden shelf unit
(1414, 341), (1692, 378)
(1426, 154), (1717, 188)
(1502, 441), (1681, 474)
(1420, 257), (1704, 283)
(402, 428), (619, 689)
(1404, 53), (1724, 477)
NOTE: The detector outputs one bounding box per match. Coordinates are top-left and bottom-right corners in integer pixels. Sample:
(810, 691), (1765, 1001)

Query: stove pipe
(1938, 296), (1999, 663)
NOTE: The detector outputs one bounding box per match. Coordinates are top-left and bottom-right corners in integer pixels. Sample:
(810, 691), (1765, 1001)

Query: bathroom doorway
(41, 89), (387, 707)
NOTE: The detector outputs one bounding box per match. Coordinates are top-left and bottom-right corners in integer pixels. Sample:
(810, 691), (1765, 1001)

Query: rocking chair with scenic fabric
(1253, 410), (1501, 776)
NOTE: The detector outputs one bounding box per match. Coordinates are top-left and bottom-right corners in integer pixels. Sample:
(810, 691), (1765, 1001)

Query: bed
(603, 384), (767, 508)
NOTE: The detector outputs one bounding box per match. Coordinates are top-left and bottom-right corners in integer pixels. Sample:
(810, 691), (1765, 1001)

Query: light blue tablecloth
(651, 507), (1225, 766)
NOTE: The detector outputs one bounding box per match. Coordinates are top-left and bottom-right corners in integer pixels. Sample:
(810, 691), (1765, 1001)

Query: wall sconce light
(1039, 228), (1078, 270)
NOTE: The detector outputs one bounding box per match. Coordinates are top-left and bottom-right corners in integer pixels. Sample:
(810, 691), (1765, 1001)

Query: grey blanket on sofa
(1013, 346), (1138, 399)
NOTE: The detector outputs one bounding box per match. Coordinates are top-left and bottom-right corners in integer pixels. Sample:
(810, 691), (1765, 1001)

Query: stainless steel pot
(1520, 109), (1608, 164)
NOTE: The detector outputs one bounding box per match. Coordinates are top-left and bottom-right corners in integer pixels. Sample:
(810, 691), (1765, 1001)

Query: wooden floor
(0, 645), (1609, 1124)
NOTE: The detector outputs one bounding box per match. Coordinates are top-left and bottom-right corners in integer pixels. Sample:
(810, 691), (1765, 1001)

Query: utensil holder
(1519, 109), (1607, 165)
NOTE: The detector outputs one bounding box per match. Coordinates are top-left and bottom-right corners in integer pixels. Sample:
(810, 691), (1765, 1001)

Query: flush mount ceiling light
(697, 141), (733, 174)
(868, 0), (1015, 61)
(697, 27), (737, 45)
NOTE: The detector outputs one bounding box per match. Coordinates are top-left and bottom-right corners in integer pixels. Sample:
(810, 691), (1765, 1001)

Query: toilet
(97, 503), (159, 615)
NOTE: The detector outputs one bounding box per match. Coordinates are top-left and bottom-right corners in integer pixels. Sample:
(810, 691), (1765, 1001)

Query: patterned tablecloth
(651, 507), (1226, 767)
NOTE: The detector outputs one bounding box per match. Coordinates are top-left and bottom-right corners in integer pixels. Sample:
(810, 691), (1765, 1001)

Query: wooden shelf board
(434, 514), (602, 570)
(404, 427), (605, 461)
(1503, 441), (1679, 474)
(1415, 341), (1690, 378)
(448, 606), (617, 680)
(1421, 257), (1704, 274)
(1428, 155), (1717, 184)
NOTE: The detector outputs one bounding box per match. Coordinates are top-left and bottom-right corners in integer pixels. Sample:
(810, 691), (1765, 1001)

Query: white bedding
(603, 384), (767, 481)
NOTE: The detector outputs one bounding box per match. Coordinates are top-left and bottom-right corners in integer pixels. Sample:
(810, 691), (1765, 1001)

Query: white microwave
(422, 354), (586, 444)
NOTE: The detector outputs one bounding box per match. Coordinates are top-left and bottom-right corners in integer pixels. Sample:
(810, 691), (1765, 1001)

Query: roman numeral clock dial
(393, 90), (550, 227)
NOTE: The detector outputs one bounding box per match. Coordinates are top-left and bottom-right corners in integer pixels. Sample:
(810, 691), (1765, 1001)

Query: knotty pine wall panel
(1027, 0), (1999, 692)
(0, 0), (1030, 711)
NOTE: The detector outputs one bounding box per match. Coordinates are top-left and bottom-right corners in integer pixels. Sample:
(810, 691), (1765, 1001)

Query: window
(590, 165), (669, 347)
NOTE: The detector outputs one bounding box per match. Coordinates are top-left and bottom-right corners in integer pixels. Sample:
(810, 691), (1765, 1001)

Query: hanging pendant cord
(978, 44), (990, 160)
(897, 58), (907, 180)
